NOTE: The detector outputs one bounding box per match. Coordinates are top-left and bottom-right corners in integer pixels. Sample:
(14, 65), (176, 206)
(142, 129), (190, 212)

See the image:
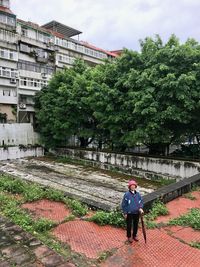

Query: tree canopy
(35, 35), (200, 154)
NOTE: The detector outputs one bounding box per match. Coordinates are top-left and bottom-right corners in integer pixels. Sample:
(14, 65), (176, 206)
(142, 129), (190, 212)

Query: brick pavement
(22, 199), (71, 223)
(0, 191), (200, 266)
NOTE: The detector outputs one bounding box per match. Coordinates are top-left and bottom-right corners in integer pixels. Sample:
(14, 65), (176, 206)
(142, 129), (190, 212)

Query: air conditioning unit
(10, 78), (17, 84)
(19, 103), (26, 109)
(41, 73), (47, 79)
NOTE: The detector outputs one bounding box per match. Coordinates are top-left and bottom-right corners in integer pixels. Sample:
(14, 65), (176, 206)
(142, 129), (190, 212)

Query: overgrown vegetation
(144, 200), (169, 228)
(182, 192), (197, 200)
(1, 173), (199, 259)
(0, 174), (88, 259)
(168, 208), (200, 230)
(0, 193), (56, 233)
(190, 242), (200, 249)
(35, 36), (200, 155)
(0, 174), (87, 217)
(89, 210), (126, 227)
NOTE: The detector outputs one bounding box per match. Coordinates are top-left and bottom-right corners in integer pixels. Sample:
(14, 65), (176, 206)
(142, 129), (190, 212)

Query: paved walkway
(0, 191), (200, 266)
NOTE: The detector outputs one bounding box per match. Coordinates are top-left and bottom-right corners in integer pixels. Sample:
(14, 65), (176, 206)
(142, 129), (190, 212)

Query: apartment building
(0, 0), (116, 124)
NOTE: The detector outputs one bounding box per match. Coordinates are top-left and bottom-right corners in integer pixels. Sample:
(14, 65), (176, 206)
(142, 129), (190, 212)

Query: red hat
(128, 180), (137, 188)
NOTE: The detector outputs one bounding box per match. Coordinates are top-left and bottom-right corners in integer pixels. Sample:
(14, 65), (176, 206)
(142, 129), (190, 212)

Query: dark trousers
(126, 213), (139, 238)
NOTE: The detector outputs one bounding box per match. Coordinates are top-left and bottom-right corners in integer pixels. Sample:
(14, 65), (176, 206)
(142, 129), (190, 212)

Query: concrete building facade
(0, 0), (116, 124)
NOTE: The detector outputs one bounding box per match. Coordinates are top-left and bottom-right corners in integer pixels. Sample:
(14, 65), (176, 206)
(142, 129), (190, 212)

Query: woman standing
(121, 180), (144, 243)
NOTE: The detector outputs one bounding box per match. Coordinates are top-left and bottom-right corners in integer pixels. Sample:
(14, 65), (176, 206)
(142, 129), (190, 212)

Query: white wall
(57, 149), (200, 180)
(0, 146), (44, 160)
(0, 123), (40, 146)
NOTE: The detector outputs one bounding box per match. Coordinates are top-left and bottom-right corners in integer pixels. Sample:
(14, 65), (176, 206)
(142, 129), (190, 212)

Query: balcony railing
(0, 29), (18, 43)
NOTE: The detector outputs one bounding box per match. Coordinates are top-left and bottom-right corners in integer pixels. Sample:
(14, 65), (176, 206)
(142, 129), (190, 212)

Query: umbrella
(140, 214), (147, 243)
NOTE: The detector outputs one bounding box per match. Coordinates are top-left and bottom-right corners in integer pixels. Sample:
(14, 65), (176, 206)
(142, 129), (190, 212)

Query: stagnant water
(0, 157), (163, 210)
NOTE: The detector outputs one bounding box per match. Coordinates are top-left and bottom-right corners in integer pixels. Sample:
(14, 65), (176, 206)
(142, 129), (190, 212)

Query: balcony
(0, 95), (17, 104)
(0, 29), (18, 44)
(36, 56), (48, 63)
(19, 35), (50, 50)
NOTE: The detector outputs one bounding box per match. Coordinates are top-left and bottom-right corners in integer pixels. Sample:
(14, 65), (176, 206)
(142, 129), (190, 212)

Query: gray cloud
(11, 0), (200, 51)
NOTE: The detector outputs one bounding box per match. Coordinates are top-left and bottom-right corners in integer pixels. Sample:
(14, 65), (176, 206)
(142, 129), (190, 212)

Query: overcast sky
(11, 0), (200, 51)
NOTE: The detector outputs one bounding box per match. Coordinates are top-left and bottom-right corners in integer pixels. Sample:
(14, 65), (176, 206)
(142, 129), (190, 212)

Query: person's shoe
(133, 236), (139, 242)
(128, 237), (133, 243)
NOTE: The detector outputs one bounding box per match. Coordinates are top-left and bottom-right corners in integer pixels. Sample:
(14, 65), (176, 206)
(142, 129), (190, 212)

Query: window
(21, 27), (28, 37)
(57, 54), (75, 65)
(7, 16), (15, 26)
(0, 66), (17, 78)
(38, 32), (51, 43)
(20, 43), (31, 53)
(0, 13), (15, 26)
(0, 48), (18, 61)
(20, 77), (48, 89)
(3, 90), (10, 96)
(18, 60), (54, 75)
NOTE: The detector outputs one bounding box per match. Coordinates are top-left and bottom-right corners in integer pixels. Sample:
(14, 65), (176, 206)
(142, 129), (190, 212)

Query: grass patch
(98, 249), (116, 262)
(168, 208), (200, 230)
(0, 174), (89, 261)
(65, 198), (88, 217)
(190, 242), (200, 249)
(89, 210), (126, 227)
(144, 200), (169, 229)
(155, 178), (176, 186)
(145, 200), (169, 221)
(0, 174), (87, 216)
(182, 192), (196, 200)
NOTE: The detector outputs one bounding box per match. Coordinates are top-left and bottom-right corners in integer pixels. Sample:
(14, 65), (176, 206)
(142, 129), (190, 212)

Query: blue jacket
(121, 190), (143, 214)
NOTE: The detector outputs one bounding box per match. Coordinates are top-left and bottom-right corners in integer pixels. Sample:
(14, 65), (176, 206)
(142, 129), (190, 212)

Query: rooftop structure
(42, 20), (82, 38)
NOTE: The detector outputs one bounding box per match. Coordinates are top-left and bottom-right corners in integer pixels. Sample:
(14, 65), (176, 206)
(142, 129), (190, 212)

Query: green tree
(35, 60), (96, 148)
(119, 35), (200, 154)
(35, 36), (200, 154)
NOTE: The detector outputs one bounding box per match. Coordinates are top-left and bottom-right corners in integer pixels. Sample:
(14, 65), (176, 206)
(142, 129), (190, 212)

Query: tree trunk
(148, 143), (170, 156)
(79, 137), (88, 148)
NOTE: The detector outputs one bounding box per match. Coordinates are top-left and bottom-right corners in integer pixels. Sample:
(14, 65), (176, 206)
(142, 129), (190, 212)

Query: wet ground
(0, 157), (158, 210)
(0, 190), (200, 266)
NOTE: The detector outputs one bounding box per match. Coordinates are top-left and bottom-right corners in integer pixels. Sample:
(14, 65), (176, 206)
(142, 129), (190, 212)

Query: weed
(168, 208), (200, 230)
(145, 220), (157, 229)
(63, 214), (76, 222)
(98, 249), (115, 262)
(23, 184), (45, 201)
(33, 218), (56, 232)
(0, 175), (24, 194)
(89, 210), (125, 227)
(145, 200), (169, 221)
(182, 192), (196, 200)
(66, 199), (88, 217)
(44, 188), (65, 202)
(190, 242), (200, 249)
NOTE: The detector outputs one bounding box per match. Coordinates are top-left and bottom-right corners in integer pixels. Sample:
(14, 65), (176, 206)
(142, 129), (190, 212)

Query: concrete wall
(56, 148), (200, 180)
(0, 146), (44, 160)
(0, 123), (40, 146)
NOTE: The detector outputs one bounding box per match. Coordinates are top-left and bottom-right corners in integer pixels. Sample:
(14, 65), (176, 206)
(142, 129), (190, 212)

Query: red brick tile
(22, 199), (71, 222)
(163, 226), (200, 244)
(101, 229), (200, 267)
(52, 221), (125, 259)
(156, 191), (200, 223)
